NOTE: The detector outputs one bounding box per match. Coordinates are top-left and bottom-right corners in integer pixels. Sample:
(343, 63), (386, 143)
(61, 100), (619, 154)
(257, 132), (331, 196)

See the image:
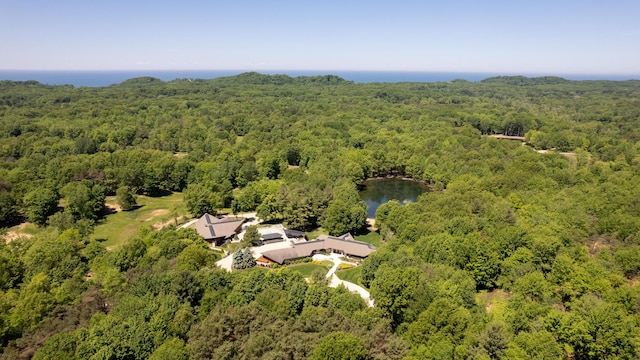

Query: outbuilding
(193, 213), (245, 247)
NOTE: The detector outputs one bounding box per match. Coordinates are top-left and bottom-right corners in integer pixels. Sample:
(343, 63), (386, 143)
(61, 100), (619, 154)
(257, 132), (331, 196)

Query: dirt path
(314, 253), (374, 307)
(105, 203), (122, 213)
(366, 218), (377, 231)
(104, 196), (122, 213)
(489, 134), (525, 141)
(2, 223), (34, 243)
(140, 209), (169, 222)
(488, 135), (578, 161)
(153, 219), (175, 230)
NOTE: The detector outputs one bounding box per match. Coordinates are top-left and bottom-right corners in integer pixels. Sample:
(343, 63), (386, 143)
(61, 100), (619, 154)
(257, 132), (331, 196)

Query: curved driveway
(214, 241), (375, 307)
(312, 253), (374, 307)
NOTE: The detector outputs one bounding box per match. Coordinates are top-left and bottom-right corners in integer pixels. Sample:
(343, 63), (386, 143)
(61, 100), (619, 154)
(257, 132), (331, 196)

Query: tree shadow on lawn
(139, 189), (173, 197)
(99, 204), (143, 217)
(353, 225), (378, 237)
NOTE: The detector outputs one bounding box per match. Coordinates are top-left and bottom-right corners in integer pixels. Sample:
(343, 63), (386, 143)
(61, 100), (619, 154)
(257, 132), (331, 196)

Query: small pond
(358, 178), (429, 218)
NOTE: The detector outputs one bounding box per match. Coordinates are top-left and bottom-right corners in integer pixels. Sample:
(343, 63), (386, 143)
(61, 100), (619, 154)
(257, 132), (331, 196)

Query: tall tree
(370, 266), (423, 328)
(242, 225), (261, 247)
(322, 199), (367, 236)
(183, 183), (216, 217)
(115, 186), (137, 211)
(23, 188), (59, 225)
(322, 181), (367, 235)
(61, 180), (105, 220)
(477, 322), (511, 359)
(311, 332), (367, 360)
(0, 190), (17, 226)
(232, 248), (255, 270)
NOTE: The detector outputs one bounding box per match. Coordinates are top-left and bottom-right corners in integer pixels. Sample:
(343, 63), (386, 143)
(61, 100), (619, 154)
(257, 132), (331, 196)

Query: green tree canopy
(232, 248), (256, 270)
(22, 188), (58, 226)
(242, 225), (261, 247)
(115, 186), (137, 211)
(183, 183), (217, 217)
(310, 331), (367, 360)
(61, 180), (105, 220)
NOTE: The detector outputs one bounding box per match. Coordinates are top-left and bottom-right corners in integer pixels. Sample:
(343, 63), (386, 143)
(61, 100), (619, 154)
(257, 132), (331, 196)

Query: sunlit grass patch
(92, 192), (186, 249)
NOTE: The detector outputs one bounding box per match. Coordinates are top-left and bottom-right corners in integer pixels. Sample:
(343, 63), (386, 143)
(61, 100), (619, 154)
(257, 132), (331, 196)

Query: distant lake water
(359, 178), (429, 218)
(0, 70), (637, 87)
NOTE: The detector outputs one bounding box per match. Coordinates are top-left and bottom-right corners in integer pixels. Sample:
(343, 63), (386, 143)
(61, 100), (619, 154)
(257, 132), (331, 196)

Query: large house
(194, 213), (245, 247)
(258, 233), (376, 265)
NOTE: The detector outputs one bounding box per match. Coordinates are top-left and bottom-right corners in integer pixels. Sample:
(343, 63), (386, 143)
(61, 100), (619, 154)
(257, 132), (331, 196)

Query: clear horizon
(2, 1), (639, 75)
(2, 69), (637, 89)
(2, 69), (639, 76)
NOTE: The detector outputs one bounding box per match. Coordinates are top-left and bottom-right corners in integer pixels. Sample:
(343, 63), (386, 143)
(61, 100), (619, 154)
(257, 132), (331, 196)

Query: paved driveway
(216, 253), (234, 271)
(215, 238), (295, 271)
(178, 218), (198, 229)
(312, 253), (374, 307)
(214, 242), (375, 307)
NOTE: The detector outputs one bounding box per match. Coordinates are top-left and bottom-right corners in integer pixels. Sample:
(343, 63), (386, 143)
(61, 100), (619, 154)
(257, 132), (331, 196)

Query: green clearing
(288, 263), (328, 278)
(354, 229), (382, 247)
(91, 193), (187, 249)
(3, 222), (46, 240)
(476, 290), (511, 321)
(336, 266), (363, 286)
(14, 223), (43, 236)
(306, 227), (328, 240)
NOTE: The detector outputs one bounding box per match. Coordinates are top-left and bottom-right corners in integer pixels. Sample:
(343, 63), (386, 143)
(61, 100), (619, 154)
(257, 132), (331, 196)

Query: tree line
(1, 74), (640, 358)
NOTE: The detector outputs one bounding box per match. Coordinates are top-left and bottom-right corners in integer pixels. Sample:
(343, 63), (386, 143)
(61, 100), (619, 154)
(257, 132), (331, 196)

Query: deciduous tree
(116, 186), (137, 211)
(61, 180), (105, 220)
(310, 331), (366, 360)
(183, 183), (216, 217)
(23, 188), (58, 225)
(242, 225), (261, 247)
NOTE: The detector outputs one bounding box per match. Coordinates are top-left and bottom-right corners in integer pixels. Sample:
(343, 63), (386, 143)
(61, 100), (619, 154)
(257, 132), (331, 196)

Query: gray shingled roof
(261, 234), (376, 264)
(261, 233), (284, 241)
(284, 229), (305, 238)
(194, 213), (244, 240)
(317, 234), (376, 257)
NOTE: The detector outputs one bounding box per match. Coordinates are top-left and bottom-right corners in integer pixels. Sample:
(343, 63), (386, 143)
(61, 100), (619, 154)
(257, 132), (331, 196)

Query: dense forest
(1, 72), (640, 359)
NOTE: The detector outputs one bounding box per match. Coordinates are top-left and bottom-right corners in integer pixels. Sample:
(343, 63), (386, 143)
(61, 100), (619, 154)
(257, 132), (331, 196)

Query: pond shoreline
(358, 177), (430, 218)
(358, 174), (431, 190)
(356, 175), (434, 191)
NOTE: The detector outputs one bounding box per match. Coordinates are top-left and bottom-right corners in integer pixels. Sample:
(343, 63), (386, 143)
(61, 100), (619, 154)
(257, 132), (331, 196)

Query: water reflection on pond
(358, 178), (429, 218)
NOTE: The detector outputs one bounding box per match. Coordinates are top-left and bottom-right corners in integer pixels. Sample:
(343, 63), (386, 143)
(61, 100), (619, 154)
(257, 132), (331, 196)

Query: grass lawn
(306, 227), (327, 240)
(336, 266), (363, 286)
(354, 229), (382, 247)
(91, 192), (187, 249)
(288, 263), (328, 278)
(222, 242), (243, 254)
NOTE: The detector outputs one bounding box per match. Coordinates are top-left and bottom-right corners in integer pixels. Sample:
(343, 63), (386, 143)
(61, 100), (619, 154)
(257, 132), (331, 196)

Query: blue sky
(1, 0), (639, 74)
